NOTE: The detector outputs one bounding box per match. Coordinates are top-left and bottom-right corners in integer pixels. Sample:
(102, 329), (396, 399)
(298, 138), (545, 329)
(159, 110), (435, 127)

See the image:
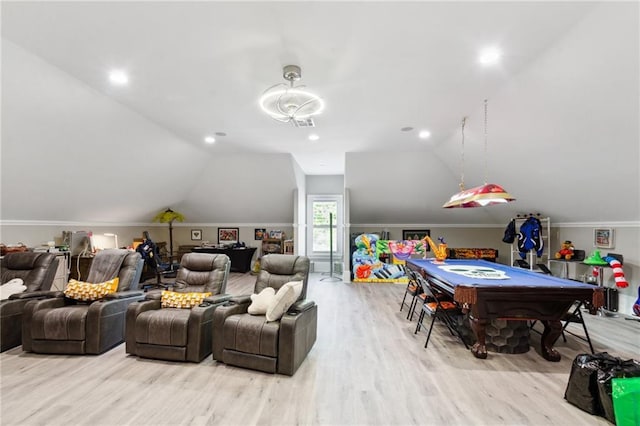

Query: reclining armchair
(126, 253), (231, 362)
(1, 252), (59, 352)
(22, 249), (144, 355)
(212, 254), (316, 376)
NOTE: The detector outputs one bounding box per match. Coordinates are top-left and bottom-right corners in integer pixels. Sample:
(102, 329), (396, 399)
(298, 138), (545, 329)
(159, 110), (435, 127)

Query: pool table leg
(540, 320), (562, 362)
(470, 317), (488, 359)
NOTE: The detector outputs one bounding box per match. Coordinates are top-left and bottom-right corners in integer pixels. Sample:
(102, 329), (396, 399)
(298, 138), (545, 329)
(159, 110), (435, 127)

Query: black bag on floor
(597, 358), (640, 423)
(565, 352), (640, 422)
(564, 352), (619, 414)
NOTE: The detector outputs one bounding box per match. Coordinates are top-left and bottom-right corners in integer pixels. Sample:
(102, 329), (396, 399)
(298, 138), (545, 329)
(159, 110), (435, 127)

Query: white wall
(550, 225), (639, 317)
(306, 175), (344, 194)
(292, 158), (307, 256)
(1, 39), (299, 226)
(0, 39), (208, 223)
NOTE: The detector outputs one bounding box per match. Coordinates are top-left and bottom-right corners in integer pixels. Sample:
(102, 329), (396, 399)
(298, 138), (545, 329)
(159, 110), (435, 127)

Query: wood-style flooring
(1, 272), (638, 425)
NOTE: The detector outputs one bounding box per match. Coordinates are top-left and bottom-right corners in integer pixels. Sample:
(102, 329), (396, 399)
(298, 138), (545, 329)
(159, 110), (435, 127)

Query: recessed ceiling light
(478, 46), (502, 66)
(400, 127), (414, 132)
(418, 130), (431, 139)
(204, 136), (216, 144)
(108, 69), (129, 85)
(308, 134), (320, 141)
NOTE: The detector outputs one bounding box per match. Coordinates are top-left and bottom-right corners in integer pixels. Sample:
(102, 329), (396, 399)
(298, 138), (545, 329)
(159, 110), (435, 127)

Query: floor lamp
(152, 208), (184, 271)
(321, 213), (341, 282)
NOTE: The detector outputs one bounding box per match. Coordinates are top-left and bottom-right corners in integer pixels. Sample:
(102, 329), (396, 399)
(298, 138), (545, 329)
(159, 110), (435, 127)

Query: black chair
(413, 274), (468, 349)
(400, 269), (423, 320)
(137, 231), (175, 290)
(559, 301), (594, 353)
(528, 263), (595, 353)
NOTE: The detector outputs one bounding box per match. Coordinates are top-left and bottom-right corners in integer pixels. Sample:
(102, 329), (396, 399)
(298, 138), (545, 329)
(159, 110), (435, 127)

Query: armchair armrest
(227, 295), (252, 305)
(202, 293), (232, 306)
(22, 297), (67, 352)
(104, 290), (144, 300)
(186, 304), (220, 362)
(86, 292), (145, 354)
(279, 303), (318, 375)
(125, 298), (162, 354)
(144, 289), (163, 300)
(211, 299), (252, 361)
(8, 290), (64, 300)
(288, 299), (316, 314)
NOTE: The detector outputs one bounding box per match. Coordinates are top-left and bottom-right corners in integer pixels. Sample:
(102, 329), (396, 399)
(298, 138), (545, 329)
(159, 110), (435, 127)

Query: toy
(603, 256), (629, 288)
(555, 240), (575, 260)
(424, 236), (447, 262)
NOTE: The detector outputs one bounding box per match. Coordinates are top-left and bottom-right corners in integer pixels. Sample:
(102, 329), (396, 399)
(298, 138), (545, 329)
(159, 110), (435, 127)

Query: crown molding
(552, 221), (640, 228)
(0, 220), (152, 227)
(0, 220), (294, 228)
(2, 220), (637, 229)
(350, 223), (505, 228)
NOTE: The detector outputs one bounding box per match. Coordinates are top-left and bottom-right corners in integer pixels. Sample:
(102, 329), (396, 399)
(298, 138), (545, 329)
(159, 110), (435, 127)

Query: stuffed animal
(555, 240), (575, 260)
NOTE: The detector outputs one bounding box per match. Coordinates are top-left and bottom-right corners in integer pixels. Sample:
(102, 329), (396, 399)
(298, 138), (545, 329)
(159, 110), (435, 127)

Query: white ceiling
(1, 1), (601, 175)
(1, 1), (638, 225)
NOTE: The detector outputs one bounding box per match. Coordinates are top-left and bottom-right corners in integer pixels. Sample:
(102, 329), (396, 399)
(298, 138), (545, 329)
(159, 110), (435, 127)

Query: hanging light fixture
(443, 99), (515, 208)
(259, 65), (325, 124)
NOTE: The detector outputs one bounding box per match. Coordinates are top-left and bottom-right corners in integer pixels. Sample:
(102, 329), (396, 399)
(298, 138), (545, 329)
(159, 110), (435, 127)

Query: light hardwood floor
(1, 273), (638, 425)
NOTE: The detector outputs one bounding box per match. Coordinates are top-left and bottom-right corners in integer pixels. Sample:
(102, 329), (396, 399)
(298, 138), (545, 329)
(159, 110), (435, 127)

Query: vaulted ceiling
(1, 1), (638, 226)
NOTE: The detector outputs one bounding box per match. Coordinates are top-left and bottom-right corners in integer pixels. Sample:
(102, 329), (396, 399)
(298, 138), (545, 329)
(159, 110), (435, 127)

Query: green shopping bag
(612, 377), (640, 426)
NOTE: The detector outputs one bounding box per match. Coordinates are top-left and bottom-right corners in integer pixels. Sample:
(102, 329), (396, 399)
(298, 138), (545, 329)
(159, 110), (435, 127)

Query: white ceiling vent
(293, 117), (315, 128)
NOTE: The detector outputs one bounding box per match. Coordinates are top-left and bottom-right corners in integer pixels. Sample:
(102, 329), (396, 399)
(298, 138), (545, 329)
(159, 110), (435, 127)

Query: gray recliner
(1, 252), (59, 352)
(126, 253), (231, 362)
(212, 254), (317, 376)
(22, 249), (144, 355)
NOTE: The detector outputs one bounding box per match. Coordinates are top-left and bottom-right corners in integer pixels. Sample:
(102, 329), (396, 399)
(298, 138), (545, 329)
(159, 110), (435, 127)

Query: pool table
(406, 259), (604, 361)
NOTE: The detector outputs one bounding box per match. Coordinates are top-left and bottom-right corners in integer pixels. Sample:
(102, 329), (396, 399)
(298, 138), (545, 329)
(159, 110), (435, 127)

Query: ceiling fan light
(260, 65), (324, 124)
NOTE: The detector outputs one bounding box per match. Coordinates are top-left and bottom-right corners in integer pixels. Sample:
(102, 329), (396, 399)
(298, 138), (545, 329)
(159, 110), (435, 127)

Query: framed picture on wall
(402, 229), (430, 241)
(218, 228), (239, 244)
(402, 230), (431, 251)
(594, 228), (614, 248)
(190, 229), (203, 241)
(269, 230), (283, 239)
(254, 228), (266, 240)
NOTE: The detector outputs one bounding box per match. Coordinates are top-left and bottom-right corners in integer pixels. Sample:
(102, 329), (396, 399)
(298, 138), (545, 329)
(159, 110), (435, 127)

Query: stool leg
(400, 290), (408, 312)
(415, 308), (425, 334)
(425, 313), (437, 348)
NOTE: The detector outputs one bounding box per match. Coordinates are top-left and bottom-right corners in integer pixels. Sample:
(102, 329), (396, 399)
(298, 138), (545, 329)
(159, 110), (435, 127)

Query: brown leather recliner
(212, 254), (316, 376)
(126, 253), (231, 362)
(22, 249), (144, 355)
(1, 252), (59, 352)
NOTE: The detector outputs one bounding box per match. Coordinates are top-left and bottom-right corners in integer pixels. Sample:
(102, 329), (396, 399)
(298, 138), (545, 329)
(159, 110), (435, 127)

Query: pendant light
(443, 99), (515, 208)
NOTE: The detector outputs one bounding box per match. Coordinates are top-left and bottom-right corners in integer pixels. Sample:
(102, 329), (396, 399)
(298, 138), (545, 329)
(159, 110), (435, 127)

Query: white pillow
(265, 281), (303, 322)
(0, 278), (27, 300)
(247, 287), (276, 315)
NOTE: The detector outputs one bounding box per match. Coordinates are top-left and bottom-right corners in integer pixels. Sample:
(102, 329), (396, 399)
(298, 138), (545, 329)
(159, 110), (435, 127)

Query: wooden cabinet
(283, 240), (294, 255)
(262, 238), (283, 255)
(50, 252), (70, 291)
(69, 256), (93, 281)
